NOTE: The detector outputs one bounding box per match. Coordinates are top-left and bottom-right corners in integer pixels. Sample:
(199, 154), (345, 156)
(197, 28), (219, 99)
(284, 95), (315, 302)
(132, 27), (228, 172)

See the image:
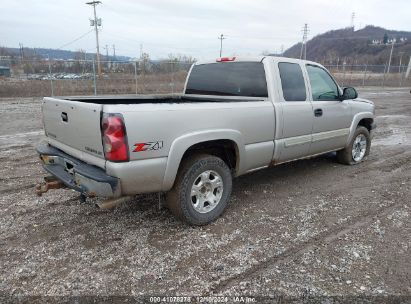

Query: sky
(0, 0), (410, 60)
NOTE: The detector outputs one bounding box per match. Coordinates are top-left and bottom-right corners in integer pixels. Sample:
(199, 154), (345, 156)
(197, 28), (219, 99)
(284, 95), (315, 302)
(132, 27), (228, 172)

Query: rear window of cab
(185, 62), (268, 98)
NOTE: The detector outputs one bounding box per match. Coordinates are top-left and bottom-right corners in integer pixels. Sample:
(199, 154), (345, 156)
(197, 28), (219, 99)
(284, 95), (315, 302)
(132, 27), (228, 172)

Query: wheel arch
(162, 130), (245, 191)
(346, 112), (374, 147)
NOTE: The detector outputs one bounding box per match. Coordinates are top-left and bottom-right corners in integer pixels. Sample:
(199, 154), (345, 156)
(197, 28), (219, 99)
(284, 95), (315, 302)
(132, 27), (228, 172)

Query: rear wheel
(337, 126), (371, 165)
(166, 154), (232, 226)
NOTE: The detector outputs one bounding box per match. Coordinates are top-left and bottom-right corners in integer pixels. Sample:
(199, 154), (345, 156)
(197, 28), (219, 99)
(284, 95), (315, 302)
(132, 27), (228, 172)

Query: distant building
(0, 66), (11, 77)
(371, 37), (407, 45)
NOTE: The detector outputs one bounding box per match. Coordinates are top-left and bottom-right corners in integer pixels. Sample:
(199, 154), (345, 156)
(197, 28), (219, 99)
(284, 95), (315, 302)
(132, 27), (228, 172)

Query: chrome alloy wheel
(191, 170), (223, 213)
(352, 134), (367, 162)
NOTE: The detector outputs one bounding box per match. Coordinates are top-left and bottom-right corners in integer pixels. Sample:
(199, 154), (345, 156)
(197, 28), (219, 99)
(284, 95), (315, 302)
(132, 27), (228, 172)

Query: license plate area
(40, 154), (76, 176)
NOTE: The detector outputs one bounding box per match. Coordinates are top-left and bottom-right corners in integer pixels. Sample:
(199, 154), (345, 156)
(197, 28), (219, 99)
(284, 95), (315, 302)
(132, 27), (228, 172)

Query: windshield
(185, 62), (268, 97)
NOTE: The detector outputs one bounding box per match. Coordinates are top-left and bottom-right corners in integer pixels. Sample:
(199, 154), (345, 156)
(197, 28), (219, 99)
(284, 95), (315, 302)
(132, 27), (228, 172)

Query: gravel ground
(0, 88), (410, 303)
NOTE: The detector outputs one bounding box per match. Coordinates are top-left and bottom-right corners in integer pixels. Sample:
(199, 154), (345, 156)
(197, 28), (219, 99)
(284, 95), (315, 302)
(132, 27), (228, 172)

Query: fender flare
(346, 112), (374, 146)
(161, 129), (245, 191)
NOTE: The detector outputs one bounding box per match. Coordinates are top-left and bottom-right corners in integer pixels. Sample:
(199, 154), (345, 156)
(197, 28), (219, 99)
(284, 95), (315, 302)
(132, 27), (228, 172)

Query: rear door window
(278, 62), (307, 101)
(185, 62), (268, 97)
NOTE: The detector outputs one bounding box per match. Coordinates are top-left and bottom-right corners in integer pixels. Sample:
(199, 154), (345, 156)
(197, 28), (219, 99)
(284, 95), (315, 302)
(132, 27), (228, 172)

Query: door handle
(314, 108), (323, 117)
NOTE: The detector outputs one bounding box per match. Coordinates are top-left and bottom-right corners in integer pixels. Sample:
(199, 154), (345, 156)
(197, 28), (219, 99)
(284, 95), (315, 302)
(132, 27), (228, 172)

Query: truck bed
(62, 94), (265, 105)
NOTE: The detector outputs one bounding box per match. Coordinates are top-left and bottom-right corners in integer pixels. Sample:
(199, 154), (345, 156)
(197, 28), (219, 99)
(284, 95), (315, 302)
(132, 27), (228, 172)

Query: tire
(166, 154), (232, 226)
(337, 126), (371, 165)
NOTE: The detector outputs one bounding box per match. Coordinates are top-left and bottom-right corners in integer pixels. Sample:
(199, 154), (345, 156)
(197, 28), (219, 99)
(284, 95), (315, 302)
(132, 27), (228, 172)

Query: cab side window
(278, 62), (306, 101)
(306, 65), (340, 101)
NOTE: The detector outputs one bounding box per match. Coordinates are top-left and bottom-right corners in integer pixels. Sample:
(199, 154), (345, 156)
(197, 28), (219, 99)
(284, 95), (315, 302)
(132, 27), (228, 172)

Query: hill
(283, 25), (411, 65)
(0, 46), (130, 61)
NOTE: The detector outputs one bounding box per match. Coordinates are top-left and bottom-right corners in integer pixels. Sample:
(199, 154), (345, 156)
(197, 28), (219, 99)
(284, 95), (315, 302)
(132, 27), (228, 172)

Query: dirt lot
(0, 88), (410, 302)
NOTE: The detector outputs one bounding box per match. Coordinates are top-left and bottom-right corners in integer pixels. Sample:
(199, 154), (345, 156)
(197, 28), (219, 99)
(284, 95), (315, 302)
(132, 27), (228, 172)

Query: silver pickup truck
(36, 56), (376, 225)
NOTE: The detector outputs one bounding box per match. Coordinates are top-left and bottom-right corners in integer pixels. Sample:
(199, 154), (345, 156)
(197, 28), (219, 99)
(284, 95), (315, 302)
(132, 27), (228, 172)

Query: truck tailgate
(42, 97), (105, 159)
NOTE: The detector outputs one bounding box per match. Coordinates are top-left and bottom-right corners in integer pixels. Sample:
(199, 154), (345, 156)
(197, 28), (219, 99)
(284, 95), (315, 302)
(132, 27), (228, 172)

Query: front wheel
(337, 126), (371, 165)
(166, 154), (232, 226)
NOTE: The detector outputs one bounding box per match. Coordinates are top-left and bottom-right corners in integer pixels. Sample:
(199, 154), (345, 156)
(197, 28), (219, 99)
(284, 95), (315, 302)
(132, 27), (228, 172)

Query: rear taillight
(101, 114), (129, 162)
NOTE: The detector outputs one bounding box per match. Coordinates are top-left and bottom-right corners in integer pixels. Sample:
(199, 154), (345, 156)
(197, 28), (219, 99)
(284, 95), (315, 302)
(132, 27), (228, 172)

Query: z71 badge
(133, 141), (163, 152)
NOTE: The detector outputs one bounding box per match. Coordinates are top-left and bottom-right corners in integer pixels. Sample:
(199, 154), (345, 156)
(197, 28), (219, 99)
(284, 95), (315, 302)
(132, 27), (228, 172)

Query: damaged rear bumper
(36, 144), (120, 198)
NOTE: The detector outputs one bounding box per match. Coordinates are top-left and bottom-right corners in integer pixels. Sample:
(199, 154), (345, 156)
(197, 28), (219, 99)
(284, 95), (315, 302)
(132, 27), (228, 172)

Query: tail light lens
(101, 113), (129, 162)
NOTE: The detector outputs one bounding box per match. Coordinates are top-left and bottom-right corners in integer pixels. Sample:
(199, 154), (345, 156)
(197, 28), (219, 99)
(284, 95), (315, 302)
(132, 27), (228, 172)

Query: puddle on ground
(373, 115), (411, 146)
(377, 115), (410, 119)
(363, 91), (408, 95)
(0, 131), (44, 150)
(373, 127), (411, 146)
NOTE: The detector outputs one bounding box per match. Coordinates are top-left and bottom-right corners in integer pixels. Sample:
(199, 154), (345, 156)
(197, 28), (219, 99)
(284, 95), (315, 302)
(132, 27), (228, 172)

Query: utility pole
(104, 44), (110, 70)
(387, 39), (395, 74)
(405, 56), (411, 79)
(218, 34), (226, 57)
(47, 54), (54, 96)
(300, 24), (309, 60)
(104, 44), (109, 60)
(19, 43), (24, 62)
(398, 52), (404, 73)
(382, 39), (395, 87)
(86, 1), (102, 76)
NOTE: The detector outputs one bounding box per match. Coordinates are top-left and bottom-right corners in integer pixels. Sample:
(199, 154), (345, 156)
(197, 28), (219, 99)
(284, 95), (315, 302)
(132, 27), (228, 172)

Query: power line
(56, 29), (94, 50)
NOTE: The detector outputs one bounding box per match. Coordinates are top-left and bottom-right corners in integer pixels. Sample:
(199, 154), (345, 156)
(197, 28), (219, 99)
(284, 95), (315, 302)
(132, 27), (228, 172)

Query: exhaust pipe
(95, 196), (131, 210)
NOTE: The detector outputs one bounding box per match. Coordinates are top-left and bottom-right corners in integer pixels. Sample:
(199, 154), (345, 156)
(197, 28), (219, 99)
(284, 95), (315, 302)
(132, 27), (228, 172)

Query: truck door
(275, 62), (313, 162)
(305, 64), (352, 155)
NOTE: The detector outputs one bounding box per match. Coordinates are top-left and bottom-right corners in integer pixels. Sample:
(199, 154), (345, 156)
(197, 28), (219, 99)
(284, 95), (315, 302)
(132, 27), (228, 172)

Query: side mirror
(341, 87), (358, 100)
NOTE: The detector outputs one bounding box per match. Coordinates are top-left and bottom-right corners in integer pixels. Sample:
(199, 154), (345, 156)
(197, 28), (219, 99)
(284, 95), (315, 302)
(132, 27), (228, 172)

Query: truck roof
(195, 56), (319, 66)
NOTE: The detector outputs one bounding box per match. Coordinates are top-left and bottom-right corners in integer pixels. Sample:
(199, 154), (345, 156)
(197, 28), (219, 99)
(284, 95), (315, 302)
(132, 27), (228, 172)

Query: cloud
(0, 0), (410, 59)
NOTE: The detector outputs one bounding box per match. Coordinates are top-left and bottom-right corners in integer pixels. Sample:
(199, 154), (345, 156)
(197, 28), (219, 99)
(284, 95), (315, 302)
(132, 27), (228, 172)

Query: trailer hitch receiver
(35, 176), (66, 196)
